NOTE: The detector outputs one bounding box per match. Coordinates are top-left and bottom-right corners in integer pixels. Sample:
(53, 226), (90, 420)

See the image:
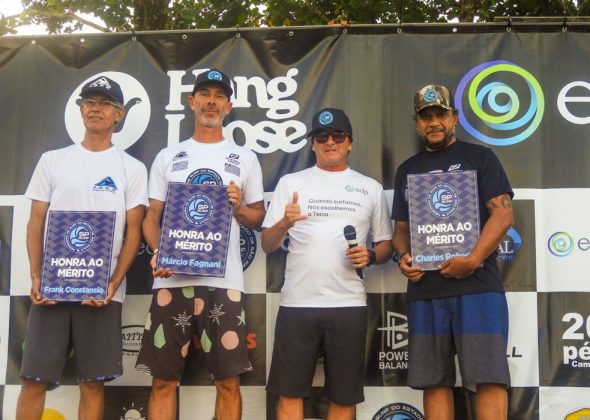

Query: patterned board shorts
(136, 286), (252, 381)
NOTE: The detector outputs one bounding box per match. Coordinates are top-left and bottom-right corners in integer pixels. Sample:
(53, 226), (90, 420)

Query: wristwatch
(367, 249), (376, 267)
(392, 251), (409, 266)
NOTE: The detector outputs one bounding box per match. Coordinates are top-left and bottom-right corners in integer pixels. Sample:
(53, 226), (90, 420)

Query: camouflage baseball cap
(414, 84), (456, 114)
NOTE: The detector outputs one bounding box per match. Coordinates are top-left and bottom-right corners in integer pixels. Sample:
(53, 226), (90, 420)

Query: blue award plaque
(41, 211), (116, 301)
(407, 171), (480, 271)
(157, 182), (233, 277)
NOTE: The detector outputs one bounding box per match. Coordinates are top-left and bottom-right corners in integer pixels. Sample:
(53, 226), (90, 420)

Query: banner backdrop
(1, 24), (590, 419)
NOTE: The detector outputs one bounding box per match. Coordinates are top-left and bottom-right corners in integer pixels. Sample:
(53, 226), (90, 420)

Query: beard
(197, 109), (224, 128)
(422, 129), (455, 151)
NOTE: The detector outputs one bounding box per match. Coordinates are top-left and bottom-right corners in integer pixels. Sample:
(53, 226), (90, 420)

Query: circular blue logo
(456, 60), (545, 146)
(345, 185), (355, 192)
(65, 220), (95, 252)
(423, 87), (439, 102)
(187, 168), (223, 185)
(207, 70), (223, 81)
(184, 193), (214, 225)
(319, 111), (334, 125)
(240, 225), (257, 270)
(548, 231), (574, 257)
(427, 183), (459, 217)
(372, 402), (424, 420)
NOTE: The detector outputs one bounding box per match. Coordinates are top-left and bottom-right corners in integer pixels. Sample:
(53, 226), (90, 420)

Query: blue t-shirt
(391, 140), (513, 301)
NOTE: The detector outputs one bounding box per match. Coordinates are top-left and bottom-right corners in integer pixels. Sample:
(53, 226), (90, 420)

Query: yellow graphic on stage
(41, 408), (66, 420)
(566, 408), (590, 420)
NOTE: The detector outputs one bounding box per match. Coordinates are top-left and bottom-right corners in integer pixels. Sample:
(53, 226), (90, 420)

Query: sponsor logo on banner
(557, 81), (590, 125)
(240, 225), (257, 270)
(121, 402), (147, 420)
(547, 231), (590, 257)
(497, 226), (522, 262)
(121, 325), (144, 355)
(377, 311), (409, 370)
(372, 402), (424, 420)
(562, 312), (590, 369)
(456, 60), (544, 146)
(166, 68), (307, 153)
(65, 72), (151, 150)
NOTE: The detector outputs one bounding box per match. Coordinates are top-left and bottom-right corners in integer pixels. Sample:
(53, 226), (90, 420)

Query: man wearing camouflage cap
(262, 107), (393, 419)
(391, 84), (513, 419)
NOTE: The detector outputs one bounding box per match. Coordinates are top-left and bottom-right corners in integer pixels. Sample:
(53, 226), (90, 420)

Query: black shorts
(20, 302), (123, 390)
(267, 306), (367, 406)
(136, 286), (252, 381)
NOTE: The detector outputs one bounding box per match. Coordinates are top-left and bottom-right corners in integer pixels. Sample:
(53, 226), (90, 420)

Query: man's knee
(20, 378), (47, 393)
(215, 376), (240, 395)
(79, 381), (104, 396)
(152, 377), (178, 395)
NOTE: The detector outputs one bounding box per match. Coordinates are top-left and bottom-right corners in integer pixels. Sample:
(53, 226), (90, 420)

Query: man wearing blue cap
(391, 84), (513, 420)
(262, 108), (393, 419)
(16, 75), (148, 419)
(136, 69), (265, 420)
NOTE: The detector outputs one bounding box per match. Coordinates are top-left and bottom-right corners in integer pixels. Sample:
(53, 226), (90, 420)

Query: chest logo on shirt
(344, 184), (368, 195)
(186, 168), (223, 185)
(93, 177), (117, 193)
(225, 153), (241, 177)
(448, 164), (462, 172)
(174, 151), (188, 160)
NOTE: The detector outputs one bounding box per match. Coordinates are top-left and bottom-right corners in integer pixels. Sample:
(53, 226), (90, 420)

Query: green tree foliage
(1, 0), (589, 35)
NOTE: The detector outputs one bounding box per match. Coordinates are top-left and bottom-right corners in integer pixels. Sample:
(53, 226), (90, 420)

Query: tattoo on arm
(486, 194), (512, 212)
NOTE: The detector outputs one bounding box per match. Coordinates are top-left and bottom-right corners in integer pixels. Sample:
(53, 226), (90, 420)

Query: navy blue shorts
(407, 292), (510, 390)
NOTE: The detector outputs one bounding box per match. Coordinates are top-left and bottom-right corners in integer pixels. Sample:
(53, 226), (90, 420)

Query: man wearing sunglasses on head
(261, 108), (393, 420)
(16, 75), (148, 419)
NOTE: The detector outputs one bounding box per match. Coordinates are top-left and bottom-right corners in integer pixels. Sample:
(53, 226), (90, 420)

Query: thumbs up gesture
(284, 192), (307, 228)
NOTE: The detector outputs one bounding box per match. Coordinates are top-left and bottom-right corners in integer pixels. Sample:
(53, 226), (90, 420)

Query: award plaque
(41, 211), (116, 301)
(407, 171), (480, 271)
(157, 182), (233, 277)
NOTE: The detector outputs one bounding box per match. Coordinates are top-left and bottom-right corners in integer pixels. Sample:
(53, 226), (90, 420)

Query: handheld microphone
(343, 225), (363, 279)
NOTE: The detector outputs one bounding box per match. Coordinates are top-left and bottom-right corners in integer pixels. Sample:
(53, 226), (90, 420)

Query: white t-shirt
(149, 138), (264, 292)
(25, 144), (149, 303)
(262, 166), (393, 307)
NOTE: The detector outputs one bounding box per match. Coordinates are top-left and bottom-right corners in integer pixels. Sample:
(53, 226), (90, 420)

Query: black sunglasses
(313, 131), (348, 144)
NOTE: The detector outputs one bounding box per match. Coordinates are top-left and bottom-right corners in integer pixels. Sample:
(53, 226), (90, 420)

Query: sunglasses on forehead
(313, 131), (349, 144)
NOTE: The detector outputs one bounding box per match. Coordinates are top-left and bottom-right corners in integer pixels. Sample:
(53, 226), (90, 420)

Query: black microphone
(343, 225), (363, 279)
